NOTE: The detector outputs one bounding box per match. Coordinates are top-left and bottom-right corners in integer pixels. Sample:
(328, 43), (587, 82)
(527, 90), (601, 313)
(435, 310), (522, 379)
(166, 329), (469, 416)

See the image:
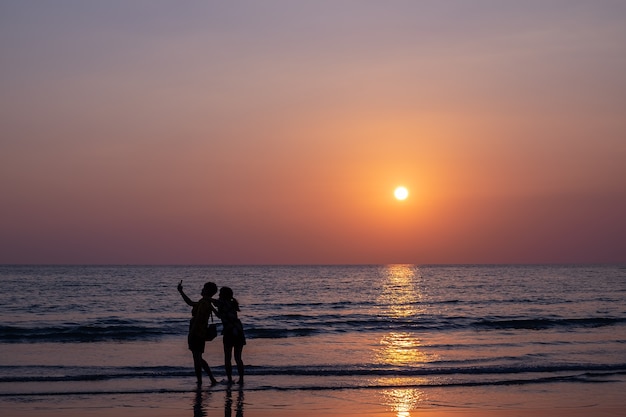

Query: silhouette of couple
(178, 281), (246, 386)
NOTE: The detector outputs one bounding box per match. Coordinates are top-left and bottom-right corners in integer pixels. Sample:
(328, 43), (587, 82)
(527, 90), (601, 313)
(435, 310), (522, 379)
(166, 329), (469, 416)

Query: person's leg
(234, 344), (244, 384)
(200, 356), (218, 385)
(192, 351), (203, 385)
(224, 342), (234, 383)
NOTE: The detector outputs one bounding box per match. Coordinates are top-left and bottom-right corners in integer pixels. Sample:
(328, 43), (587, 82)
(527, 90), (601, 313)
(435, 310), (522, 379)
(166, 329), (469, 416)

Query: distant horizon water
(2, 262), (625, 266)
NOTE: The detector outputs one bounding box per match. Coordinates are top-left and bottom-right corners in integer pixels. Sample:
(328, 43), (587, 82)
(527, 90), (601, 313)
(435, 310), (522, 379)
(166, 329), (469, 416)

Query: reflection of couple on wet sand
(194, 388), (244, 417)
(178, 281), (246, 386)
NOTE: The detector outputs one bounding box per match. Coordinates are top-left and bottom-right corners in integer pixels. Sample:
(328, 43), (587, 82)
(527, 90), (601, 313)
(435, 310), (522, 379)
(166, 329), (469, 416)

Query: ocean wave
(2, 363), (625, 384)
(1, 314), (624, 343)
(248, 327), (320, 338)
(0, 320), (183, 343)
(472, 317), (625, 330)
(1, 364), (625, 397)
(0, 376), (611, 398)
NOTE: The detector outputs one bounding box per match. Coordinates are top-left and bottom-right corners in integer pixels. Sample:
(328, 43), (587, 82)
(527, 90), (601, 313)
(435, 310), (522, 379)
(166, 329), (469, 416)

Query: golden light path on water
(375, 264), (437, 417)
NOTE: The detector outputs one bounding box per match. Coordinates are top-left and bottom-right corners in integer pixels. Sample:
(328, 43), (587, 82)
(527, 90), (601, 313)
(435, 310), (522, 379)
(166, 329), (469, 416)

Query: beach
(1, 265), (625, 416)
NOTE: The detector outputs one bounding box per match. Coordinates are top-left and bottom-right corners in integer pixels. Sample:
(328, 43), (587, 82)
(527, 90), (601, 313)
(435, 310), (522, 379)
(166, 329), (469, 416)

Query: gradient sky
(1, 1), (625, 264)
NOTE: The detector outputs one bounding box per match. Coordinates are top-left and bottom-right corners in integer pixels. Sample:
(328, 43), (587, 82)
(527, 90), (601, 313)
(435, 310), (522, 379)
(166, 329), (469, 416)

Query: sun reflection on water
(383, 387), (423, 417)
(378, 264), (424, 319)
(374, 264), (432, 416)
(378, 332), (432, 366)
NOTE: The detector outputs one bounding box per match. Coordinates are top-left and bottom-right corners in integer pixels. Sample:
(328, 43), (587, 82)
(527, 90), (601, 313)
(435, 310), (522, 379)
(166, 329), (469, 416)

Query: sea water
(1, 265), (625, 413)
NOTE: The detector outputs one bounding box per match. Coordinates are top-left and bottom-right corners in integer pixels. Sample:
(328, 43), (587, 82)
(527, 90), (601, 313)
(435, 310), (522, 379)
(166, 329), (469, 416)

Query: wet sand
(2, 385), (625, 417)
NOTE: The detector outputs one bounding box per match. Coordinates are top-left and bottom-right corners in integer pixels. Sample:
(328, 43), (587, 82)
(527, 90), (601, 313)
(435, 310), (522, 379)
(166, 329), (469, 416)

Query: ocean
(1, 264), (625, 415)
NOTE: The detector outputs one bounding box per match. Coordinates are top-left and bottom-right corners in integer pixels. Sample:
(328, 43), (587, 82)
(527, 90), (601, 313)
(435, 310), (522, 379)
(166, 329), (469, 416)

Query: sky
(1, 1), (625, 265)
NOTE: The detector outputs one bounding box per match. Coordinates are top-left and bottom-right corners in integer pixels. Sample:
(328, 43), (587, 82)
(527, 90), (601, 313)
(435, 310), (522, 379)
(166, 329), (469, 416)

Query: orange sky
(1, 1), (625, 264)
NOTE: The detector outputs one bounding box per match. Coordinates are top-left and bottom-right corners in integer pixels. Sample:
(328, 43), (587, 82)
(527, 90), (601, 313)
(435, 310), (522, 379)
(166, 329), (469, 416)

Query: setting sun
(394, 186), (409, 201)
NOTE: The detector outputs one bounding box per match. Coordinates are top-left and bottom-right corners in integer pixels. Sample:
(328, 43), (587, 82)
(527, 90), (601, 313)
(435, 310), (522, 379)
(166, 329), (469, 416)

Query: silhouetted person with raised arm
(213, 286), (246, 385)
(178, 280), (218, 386)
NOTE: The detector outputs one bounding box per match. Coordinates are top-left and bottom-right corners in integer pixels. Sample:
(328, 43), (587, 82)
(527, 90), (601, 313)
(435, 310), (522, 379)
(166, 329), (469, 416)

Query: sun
(394, 186), (409, 201)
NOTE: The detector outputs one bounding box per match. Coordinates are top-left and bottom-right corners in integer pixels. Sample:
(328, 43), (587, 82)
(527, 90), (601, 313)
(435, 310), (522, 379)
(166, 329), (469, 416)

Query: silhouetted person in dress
(213, 286), (246, 384)
(178, 280), (218, 386)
